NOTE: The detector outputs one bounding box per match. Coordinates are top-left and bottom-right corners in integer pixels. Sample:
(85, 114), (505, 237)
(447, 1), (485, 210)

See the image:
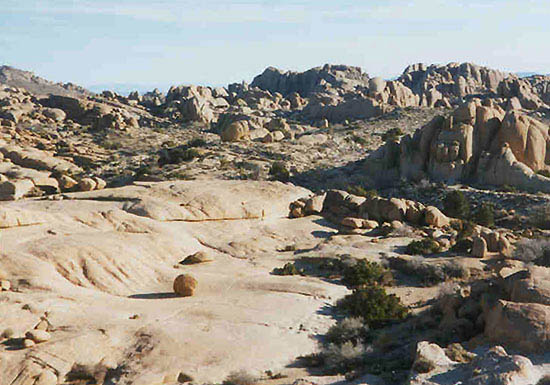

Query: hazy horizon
(2, 0), (549, 92)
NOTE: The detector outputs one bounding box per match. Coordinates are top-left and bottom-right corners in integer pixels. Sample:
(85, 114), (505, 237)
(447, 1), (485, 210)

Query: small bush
(382, 128), (403, 142)
(342, 260), (393, 288)
(406, 238), (441, 255)
(537, 169), (550, 178)
(533, 204), (550, 230)
(187, 138), (207, 148)
(325, 317), (369, 346)
(223, 370), (257, 385)
(350, 134), (368, 146)
(451, 238), (473, 253)
(473, 203), (495, 227)
(345, 185), (378, 199)
(272, 262), (300, 276)
(443, 191), (470, 220)
(269, 161), (290, 182)
(321, 341), (369, 374)
(513, 238), (550, 266)
(388, 257), (468, 287)
(336, 287), (408, 328)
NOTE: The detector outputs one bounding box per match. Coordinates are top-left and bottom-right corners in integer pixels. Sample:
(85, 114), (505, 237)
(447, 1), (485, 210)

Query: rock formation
(366, 99), (550, 192)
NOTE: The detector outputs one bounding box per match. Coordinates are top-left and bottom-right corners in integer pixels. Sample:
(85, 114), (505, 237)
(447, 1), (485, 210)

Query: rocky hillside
(0, 66), (91, 97)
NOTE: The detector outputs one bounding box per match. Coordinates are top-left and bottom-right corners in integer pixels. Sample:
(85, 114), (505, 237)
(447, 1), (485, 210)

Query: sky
(1, 0), (549, 92)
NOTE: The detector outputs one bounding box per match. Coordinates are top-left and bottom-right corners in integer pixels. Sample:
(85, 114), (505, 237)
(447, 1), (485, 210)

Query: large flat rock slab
(64, 180), (311, 221)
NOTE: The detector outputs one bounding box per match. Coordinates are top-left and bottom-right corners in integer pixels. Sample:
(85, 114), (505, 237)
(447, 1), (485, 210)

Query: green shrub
(443, 191), (470, 220)
(269, 161), (290, 182)
(336, 287), (408, 328)
(272, 262), (299, 276)
(473, 203), (495, 227)
(537, 169), (550, 178)
(406, 238), (441, 255)
(342, 260), (393, 288)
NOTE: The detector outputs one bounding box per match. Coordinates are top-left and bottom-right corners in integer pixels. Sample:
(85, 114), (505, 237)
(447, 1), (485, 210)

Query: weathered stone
(471, 236), (488, 258)
(424, 206), (450, 228)
(173, 274), (198, 297)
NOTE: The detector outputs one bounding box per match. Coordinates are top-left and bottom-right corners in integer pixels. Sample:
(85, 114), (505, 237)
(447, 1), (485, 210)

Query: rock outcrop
(250, 64), (371, 97)
(366, 100), (550, 192)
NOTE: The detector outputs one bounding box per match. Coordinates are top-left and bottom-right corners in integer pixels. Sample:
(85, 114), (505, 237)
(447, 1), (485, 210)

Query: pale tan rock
(58, 174), (77, 191)
(77, 178), (97, 192)
(471, 236), (488, 258)
(424, 206), (450, 228)
(341, 217), (365, 229)
(304, 194), (325, 215)
(484, 299), (550, 353)
(0, 206), (47, 228)
(173, 274), (198, 297)
(412, 341), (454, 373)
(35, 370), (58, 385)
(93, 177), (107, 190)
(505, 267), (550, 305)
(23, 338), (36, 348)
(0, 280), (11, 291)
(363, 220), (379, 229)
(0, 179), (35, 200)
(221, 120), (249, 142)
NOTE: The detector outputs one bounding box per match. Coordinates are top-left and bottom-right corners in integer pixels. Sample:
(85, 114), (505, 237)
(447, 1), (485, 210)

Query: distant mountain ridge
(0, 65), (91, 97)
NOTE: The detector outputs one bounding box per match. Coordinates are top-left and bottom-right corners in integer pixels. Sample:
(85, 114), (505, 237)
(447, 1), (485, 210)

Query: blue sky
(1, 0), (549, 91)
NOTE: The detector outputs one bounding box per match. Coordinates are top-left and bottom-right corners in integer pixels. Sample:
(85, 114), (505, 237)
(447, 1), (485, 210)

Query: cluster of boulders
(0, 83), (160, 132)
(0, 138), (106, 200)
(399, 62), (508, 106)
(367, 99), (550, 192)
(290, 189), (512, 257)
(409, 342), (543, 384)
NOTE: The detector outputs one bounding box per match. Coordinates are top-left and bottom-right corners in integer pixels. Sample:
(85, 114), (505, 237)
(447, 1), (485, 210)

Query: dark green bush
(342, 260), (393, 288)
(451, 238), (473, 253)
(350, 134), (368, 146)
(272, 262), (299, 276)
(336, 287), (408, 328)
(269, 161), (290, 182)
(405, 238), (441, 255)
(473, 203), (495, 227)
(443, 191), (470, 220)
(187, 138), (207, 148)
